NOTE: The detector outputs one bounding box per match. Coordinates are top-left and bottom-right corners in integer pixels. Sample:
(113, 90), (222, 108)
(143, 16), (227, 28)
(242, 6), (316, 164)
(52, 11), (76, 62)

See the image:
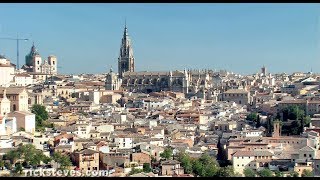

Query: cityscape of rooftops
(0, 3), (319, 177)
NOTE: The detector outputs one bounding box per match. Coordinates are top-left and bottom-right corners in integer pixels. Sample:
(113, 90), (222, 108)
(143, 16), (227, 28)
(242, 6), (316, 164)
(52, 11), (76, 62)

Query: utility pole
(0, 35), (29, 69)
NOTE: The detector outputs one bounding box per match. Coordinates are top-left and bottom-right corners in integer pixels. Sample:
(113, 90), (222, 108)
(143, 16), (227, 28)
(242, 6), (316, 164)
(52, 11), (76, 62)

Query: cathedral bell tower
(105, 67), (121, 91)
(118, 22), (135, 78)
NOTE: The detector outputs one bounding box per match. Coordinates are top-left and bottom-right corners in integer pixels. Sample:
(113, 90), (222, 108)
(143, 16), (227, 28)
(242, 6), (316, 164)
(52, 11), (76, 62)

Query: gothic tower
(118, 22), (135, 78)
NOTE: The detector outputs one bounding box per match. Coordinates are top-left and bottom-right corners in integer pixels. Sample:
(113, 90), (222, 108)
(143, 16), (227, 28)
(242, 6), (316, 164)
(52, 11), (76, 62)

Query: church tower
(118, 22), (135, 78)
(48, 55), (58, 75)
(105, 67), (121, 91)
(25, 42), (40, 67)
(31, 43), (42, 73)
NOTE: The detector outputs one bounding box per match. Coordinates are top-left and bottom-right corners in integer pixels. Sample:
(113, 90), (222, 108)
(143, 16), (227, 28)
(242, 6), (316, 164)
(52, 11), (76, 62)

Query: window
(304, 154), (307, 157)
(309, 154), (312, 158)
(242, 164), (244, 167)
(237, 165), (239, 167)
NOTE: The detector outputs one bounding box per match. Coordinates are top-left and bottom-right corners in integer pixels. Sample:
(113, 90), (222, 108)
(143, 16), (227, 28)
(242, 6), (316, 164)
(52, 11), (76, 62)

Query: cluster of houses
(1, 60), (320, 177)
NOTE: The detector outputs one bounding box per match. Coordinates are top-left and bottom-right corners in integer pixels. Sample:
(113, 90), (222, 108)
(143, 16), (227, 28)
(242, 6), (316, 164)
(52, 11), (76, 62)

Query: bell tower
(118, 21), (135, 78)
(272, 121), (281, 138)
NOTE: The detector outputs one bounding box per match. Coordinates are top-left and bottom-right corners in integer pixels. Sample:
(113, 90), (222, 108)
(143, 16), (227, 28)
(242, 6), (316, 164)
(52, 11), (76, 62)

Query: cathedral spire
(124, 18), (128, 38)
(118, 21), (135, 78)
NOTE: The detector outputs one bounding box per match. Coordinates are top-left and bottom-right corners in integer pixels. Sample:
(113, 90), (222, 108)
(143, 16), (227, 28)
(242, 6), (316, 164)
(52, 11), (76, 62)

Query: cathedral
(105, 24), (218, 95)
(21, 43), (58, 75)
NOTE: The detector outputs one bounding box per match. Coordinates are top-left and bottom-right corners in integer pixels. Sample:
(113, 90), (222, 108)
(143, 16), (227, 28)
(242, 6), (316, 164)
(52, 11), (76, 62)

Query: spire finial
(125, 18), (127, 29)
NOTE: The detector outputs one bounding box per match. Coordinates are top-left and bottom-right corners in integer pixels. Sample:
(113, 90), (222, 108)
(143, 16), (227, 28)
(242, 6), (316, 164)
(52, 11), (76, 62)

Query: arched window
(13, 104), (16, 111)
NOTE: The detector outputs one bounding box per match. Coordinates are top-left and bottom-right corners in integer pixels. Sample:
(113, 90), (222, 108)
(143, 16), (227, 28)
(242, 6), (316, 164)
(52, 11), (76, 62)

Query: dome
(29, 43), (40, 56)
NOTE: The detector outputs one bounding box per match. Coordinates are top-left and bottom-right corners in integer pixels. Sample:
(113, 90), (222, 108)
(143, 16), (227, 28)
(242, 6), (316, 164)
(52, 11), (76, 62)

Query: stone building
(105, 24), (230, 95)
(0, 55), (15, 87)
(222, 88), (250, 105)
(118, 23), (135, 78)
(21, 43), (58, 76)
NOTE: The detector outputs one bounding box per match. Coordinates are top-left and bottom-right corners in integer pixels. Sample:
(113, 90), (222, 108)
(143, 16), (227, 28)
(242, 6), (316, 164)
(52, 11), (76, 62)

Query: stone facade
(22, 43), (58, 75)
(105, 25), (232, 95)
(118, 24), (134, 78)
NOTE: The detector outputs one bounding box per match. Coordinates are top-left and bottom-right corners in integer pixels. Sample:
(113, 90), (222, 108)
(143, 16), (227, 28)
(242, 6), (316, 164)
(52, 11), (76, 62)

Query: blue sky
(0, 3), (319, 75)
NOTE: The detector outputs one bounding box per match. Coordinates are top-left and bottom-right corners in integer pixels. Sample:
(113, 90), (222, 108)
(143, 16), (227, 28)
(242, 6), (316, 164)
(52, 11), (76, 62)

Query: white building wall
(5, 118), (17, 135)
(0, 98), (10, 116)
(0, 66), (14, 87)
(0, 139), (13, 148)
(96, 124), (114, 133)
(232, 156), (254, 175)
(89, 90), (100, 105)
(115, 137), (133, 149)
(14, 76), (33, 86)
(24, 114), (36, 133)
(0, 119), (6, 135)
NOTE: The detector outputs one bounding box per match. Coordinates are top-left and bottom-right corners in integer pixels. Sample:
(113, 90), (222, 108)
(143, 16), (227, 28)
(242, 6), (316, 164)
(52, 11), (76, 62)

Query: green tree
(41, 154), (52, 164)
(52, 152), (72, 170)
(5, 150), (20, 164)
(151, 155), (157, 163)
(143, 163), (152, 173)
(0, 160), (4, 170)
(193, 153), (220, 177)
(192, 158), (204, 176)
(246, 113), (258, 122)
(14, 163), (23, 174)
(32, 104), (49, 120)
(303, 116), (311, 127)
(129, 168), (143, 175)
(286, 105), (305, 121)
(274, 170), (283, 177)
(31, 104), (49, 131)
(160, 147), (173, 160)
(4, 162), (12, 170)
(217, 166), (235, 177)
(258, 169), (273, 177)
(291, 120), (301, 135)
(243, 168), (256, 177)
(177, 152), (193, 174)
(301, 169), (313, 177)
(288, 171), (299, 177)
